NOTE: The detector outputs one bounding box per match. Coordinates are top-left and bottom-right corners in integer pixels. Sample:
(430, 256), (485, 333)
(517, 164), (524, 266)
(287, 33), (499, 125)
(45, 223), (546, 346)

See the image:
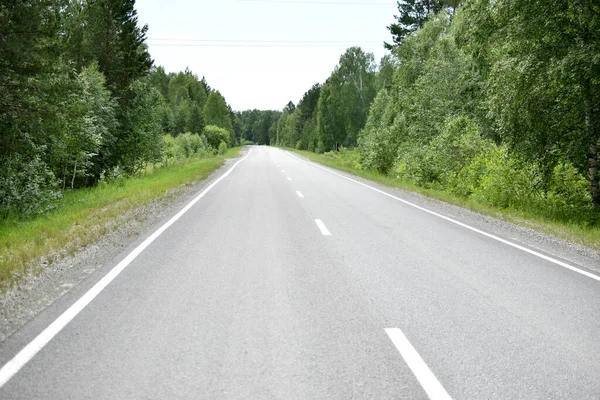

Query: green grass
(0, 147), (242, 285)
(287, 148), (600, 251)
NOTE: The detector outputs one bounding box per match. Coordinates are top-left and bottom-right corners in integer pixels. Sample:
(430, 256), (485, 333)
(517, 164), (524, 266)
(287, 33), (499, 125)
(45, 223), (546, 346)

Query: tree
(375, 55), (397, 91)
(84, 0), (152, 98)
(284, 101), (296, 113)
(117, 79), (163, 173)
(290, 84), (321, 150)
(173, 99), (190, 135)
(297, 84), (321, 121)
(316, 83), (344, 151)
(316, 47), (377, 151)
(463, 0), (600, 206)
(0, 0), (67, 215)
(186, 104), (204, 133)
(385, 0), (452, 49)
(203, 91), (233, 134)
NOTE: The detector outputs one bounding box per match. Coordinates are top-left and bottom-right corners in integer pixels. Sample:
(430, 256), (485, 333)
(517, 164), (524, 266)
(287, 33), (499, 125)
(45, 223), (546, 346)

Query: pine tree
(385, 0), (452, 49)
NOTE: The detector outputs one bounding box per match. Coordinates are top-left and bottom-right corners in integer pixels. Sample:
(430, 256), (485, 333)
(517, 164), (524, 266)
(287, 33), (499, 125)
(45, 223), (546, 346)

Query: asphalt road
(1, 146), (600, 399)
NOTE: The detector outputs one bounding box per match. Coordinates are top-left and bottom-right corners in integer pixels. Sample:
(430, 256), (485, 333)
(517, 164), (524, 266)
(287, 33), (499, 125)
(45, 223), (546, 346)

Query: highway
(1, 146), (599, 399)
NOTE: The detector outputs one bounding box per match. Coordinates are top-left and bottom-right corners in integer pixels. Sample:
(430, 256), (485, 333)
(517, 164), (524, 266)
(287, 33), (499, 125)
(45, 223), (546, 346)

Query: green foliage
(79, 0), (152, 98)
(203, 125), (230, 150)
(468, 148), (537, 209)
(155, 68), (208, 135)
(237, 109), (281, 145)
(546, 161), (592, 219)
(0, 156), (61, 219)
(0, 148), (241, 283)
(278, 83), (321, 149)
(316, 47), (378, 151)
(385, 0), (452, 48)
(322, 147), (362, 170)
(358, 89), (401, 173)
(203, 91), (233, 134)
(463, 0), (600, 206)
(291, 147), (600, 250)
(218, 141), (228, 155)
(117, 79), (164, 173)
(163, 132), (212, 164)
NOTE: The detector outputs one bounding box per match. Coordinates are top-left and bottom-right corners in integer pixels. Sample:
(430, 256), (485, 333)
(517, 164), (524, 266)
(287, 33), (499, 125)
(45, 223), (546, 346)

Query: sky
(136, 0), (398, 111)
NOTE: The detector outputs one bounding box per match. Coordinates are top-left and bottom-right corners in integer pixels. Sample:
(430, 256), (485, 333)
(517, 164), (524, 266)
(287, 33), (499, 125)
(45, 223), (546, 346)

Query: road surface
(1, 146), (599, 399)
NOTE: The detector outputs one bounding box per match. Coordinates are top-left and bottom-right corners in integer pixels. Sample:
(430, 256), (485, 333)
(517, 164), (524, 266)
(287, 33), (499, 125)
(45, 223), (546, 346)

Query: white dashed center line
(385, 328), (452, 400)
(287, 177), (292, 181)
(314, 219), (331, 236)
(296, 191), (304, 198)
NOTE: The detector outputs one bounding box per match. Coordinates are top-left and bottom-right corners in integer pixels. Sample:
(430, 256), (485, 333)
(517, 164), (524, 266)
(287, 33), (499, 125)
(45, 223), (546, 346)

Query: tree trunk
(71, 160), (77, 190)
(584, 79), (599, 207)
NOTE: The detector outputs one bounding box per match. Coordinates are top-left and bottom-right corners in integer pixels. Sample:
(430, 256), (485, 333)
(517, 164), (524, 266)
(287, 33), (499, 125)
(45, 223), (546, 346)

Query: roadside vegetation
(0, 0), (278, 284)
(2, 0), (598, 281)
(272, 1), (599, 248)
(289, 148), (600, 251)
(0, 147), (241, 284)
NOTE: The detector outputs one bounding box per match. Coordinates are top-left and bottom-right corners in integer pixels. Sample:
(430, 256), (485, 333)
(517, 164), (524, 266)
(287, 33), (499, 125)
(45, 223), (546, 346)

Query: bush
(163, 134), (181, 162)
(323, 147), (362, 170)
(218, 141), (228, 155)
(0, 156), (61, 218)
(468, 146), (537, 209)
(545, 160), (591, 219)
(163, 132), (212, 165)
(175, 133), (193, 158)
(203, 125), (230, 150)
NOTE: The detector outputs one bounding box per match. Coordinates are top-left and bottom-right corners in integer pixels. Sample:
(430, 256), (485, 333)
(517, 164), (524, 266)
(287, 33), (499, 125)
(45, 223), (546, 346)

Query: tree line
(0, 0), (242, 219)
(275, 0), (600, 222)
(2, 0), (598, 225)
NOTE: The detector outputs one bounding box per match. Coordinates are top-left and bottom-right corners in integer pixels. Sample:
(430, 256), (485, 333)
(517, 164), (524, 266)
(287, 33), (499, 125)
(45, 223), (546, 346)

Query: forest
(0, 0), (266, 219)
(274, 0), (600, 227)
(1, 0), (599, 230)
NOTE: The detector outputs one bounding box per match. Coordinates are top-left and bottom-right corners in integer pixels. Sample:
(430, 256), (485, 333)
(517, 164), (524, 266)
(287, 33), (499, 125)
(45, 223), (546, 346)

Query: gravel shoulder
(0, 150), (247, 344)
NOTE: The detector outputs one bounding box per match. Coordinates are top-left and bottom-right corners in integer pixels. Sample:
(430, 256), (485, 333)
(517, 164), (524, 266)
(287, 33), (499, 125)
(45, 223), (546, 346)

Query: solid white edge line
(0, 148), (254, 389)
(296, 191), (304, 198)
(385, 328), (452, 400)
(314, 219), (331, 236)
(287, 177), (292, 181)
(285, 151), (600, 283)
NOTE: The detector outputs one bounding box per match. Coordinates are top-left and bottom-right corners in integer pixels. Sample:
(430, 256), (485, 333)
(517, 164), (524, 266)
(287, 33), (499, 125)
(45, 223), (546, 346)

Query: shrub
(468, 146), (537, 209)
(203, 125), (230, 150)
(545, 160), (591, 219)
(323, 147), (362, 170)
(163, 134), (180, 162)
(0, 156), (61, 218)
(218, 141), (228, 155)
(175, 133), (193, 158)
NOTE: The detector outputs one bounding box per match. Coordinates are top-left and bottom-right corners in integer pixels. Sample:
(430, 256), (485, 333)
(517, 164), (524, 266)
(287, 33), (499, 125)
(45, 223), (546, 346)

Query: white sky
(136, 0), (397, 111)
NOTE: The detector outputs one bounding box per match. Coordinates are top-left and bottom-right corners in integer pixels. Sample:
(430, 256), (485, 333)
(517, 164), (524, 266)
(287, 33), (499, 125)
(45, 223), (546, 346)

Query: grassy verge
(0, 147), (242, 284)
(287, 148), (600, 251)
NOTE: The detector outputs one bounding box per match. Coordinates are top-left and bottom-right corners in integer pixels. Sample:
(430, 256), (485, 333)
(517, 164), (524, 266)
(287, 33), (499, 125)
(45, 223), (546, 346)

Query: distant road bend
(1, 146), (599, 399)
